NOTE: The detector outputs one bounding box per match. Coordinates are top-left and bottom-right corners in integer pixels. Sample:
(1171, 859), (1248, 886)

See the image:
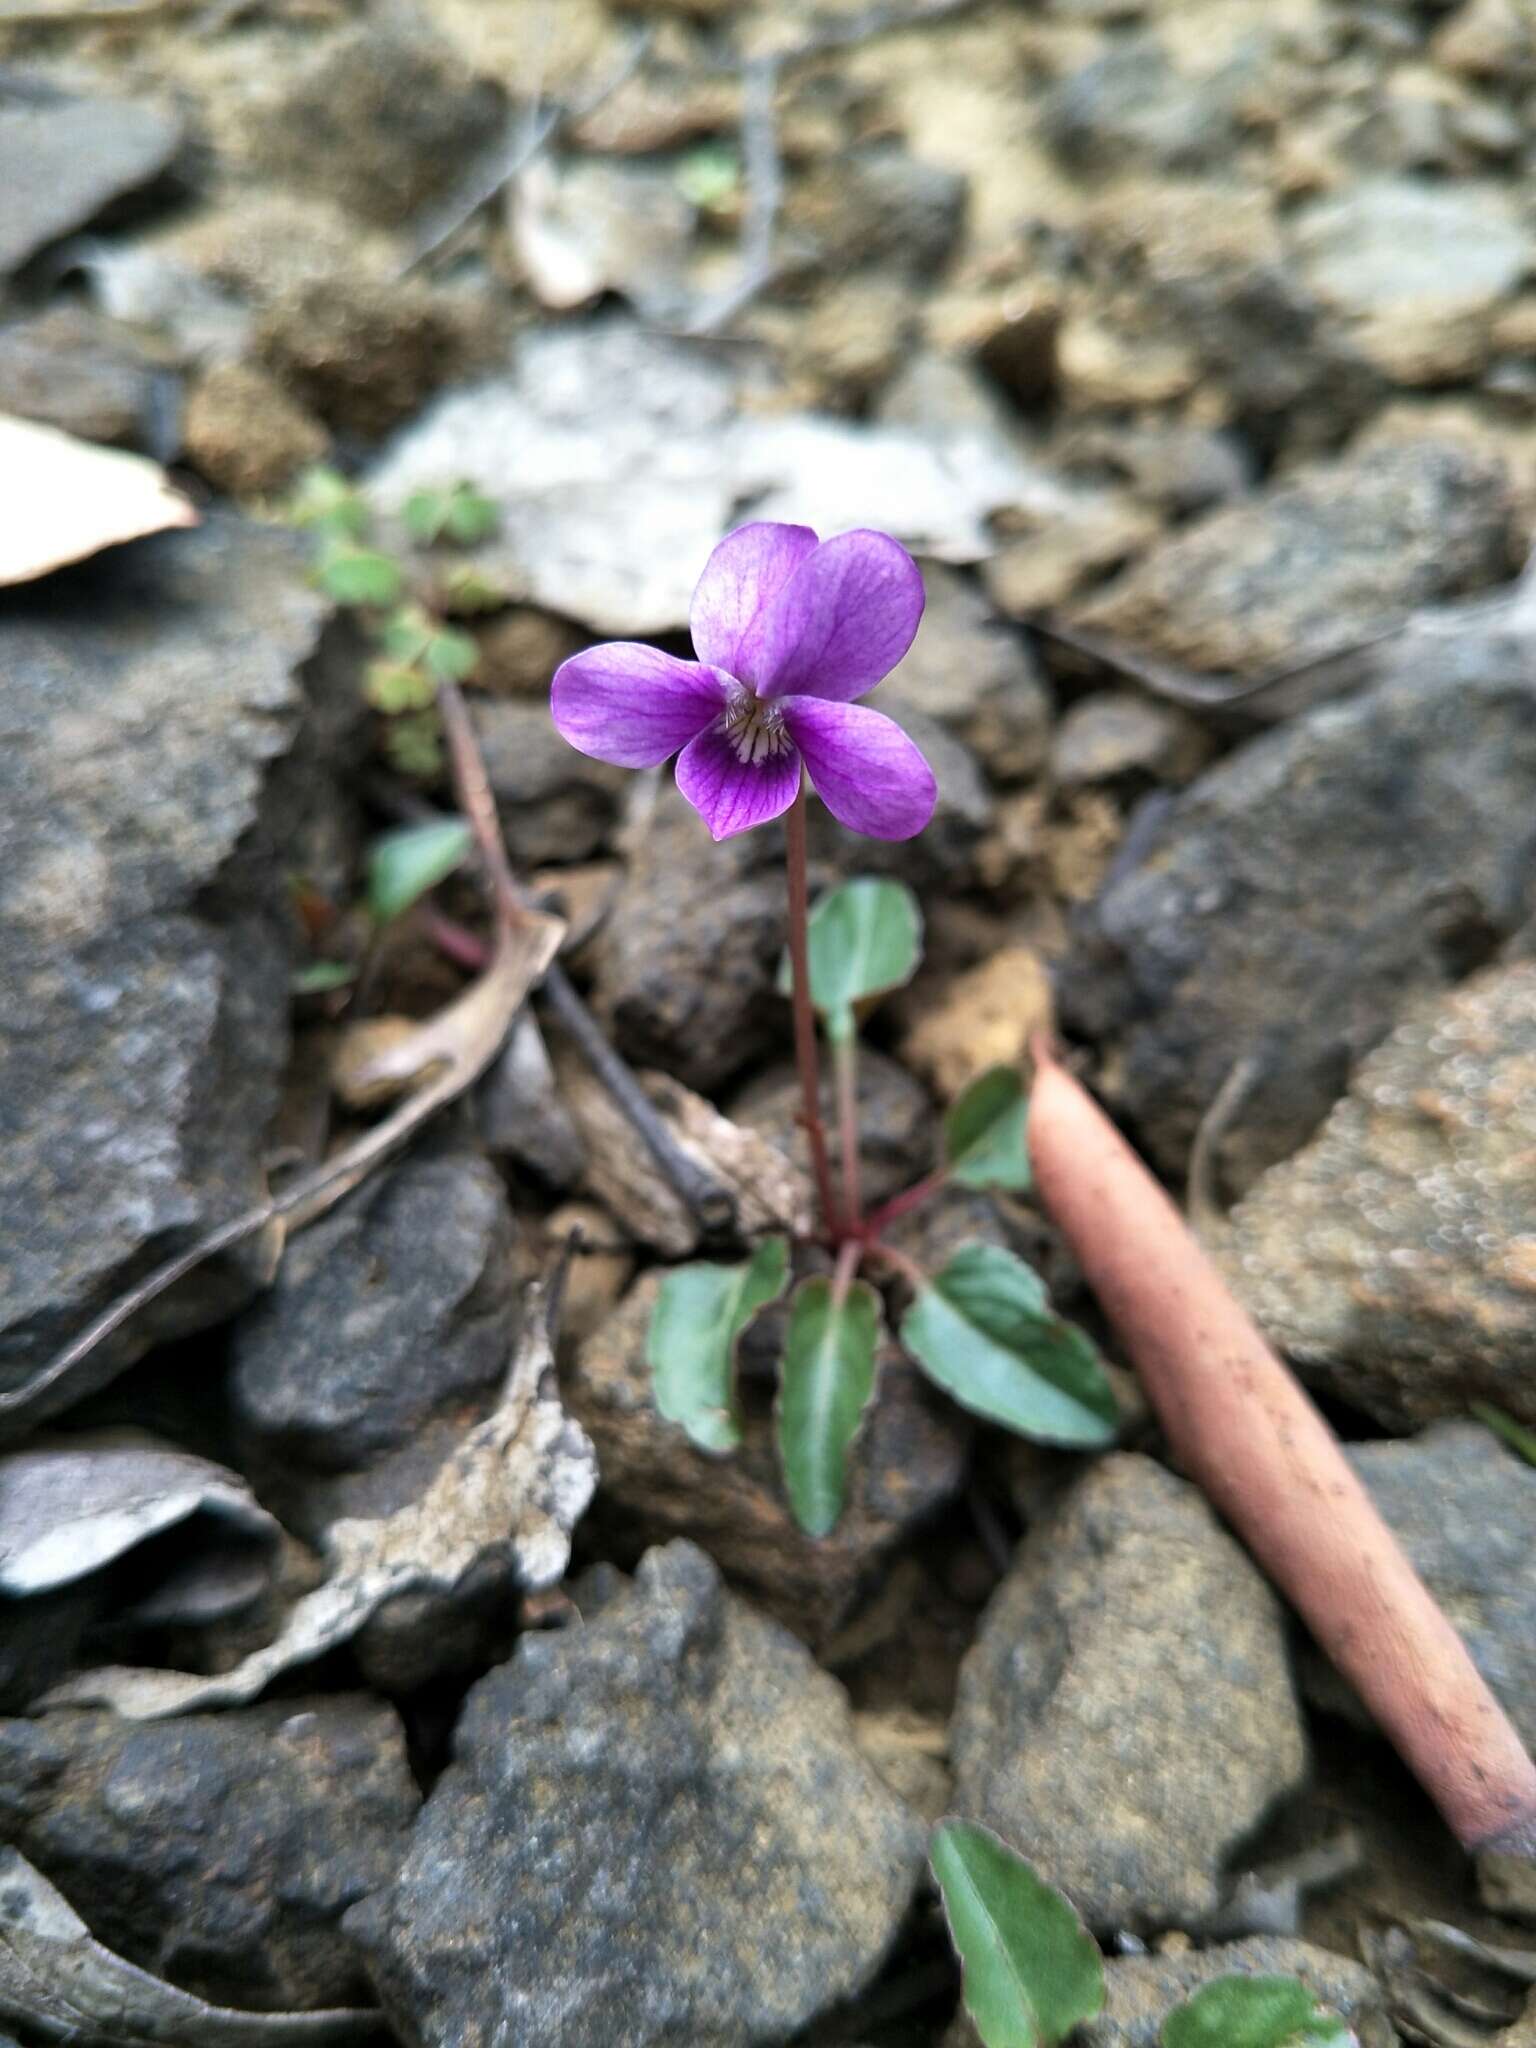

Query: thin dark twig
(539, 964), (735, 1234)
(400, 26), (653, 275)
(367, 739), (737, 1233)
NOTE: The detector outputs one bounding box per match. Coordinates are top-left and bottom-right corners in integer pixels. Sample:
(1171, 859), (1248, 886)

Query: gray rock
(952, 1937), (1390, 2048)
(729, 1050), (935, 1210)
(345, 1542), (925, 2048)
(1058, 625), (1536, 1188)
(881, 563), (1052, 783)
(0, 519), (334, 1424)
(1071, 440), (1516, 677)
(1051, 690), (1213, 788)
(1294, 177), (1529, 322)
(0, 80), (181, 275)
(951, 1454), (1306, 1934)
(0, 304), (171, 452)
(1303, 1424), (1536, 1753)
(568, 1274), (971, 1642)
(0, 1697), (417, 2012)
(231, 1142), (520, 1539)
(1221, 965), (1536, 1426)
(589, 784), (787, 1092)
(787, 141), (968, 279)
(1040, 37), (1247, 176)
(246, 19), (507, 229)
(475, 697), (626, 865)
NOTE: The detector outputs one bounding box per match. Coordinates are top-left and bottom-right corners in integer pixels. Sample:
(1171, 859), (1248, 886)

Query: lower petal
(551, 644), (727, 767)
(675, 722), (802, 841)
(784, 696), (936, 841)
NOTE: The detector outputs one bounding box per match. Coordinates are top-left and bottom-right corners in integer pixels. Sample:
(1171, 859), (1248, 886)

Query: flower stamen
(721, 684), (791, 766)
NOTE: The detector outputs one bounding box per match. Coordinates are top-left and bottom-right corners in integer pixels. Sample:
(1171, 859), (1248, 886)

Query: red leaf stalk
(1029, 1041), (1536, 1860)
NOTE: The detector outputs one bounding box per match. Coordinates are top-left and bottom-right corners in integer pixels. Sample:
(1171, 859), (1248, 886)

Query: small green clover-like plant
(932, 1820), (1105, 2048)
(651, 874), (1116, 1537)
(403, 481), (499, 549)
(285, 467), (498, 786)
(366, 818), (474, 925)
(675, 139), (742, 212)
(1160, 1976), (1357, 2048)
(647, 1239), (790, 1453)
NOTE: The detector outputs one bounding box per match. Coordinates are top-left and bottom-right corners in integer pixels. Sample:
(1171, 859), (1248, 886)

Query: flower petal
(751, 530), (925, 704)
(785, 696), (937, 841)
(675, 722), (802, 841)
(551, 644), (727, 767)
(689, 522), (819, 681)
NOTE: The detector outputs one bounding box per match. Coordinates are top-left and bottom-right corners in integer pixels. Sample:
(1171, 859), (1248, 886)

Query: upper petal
(551, 643), (727, 767)
(750, 530), (925, 704)
(784, 696), (936, 841)
(689, 522), (819, 681)
(675, 722), (802, 841)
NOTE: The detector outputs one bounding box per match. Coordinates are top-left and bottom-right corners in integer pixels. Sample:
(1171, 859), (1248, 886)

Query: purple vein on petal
(551, 645), (729, 767)
(750, 530), (926, 705)
(689, 522), (819, 684)
(785, 696), (937, 841)
(675, 721), (803, 841)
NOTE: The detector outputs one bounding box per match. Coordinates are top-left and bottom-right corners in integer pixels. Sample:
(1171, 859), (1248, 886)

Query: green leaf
(777, 1275), (881, 1537)
(439, 563), (508, 615)
(442, 484), (499, 546)
(286, 464), (369, 541)
(317, 545), (403, 608)
(647, 1239), (790, 1452)
(383, 711), (444, 780)
(423, 625), (480, 683)
(403, 487), (452, 547)
(1161, 1976), (1356, 2048)
(947, 1067), (1033, 1192)
(900, 1243), (1118, 1447)
(778, 877), (922, 1041)
(676, 140), (741, 209)
(932, 1820), (1104, 2048)
(366, 818), (473, 923)
(291, 960), (357, 995)
(1472, 1401), (1536, 1468)
(378, 603), (434, 662)
(365, 659), (436, 714)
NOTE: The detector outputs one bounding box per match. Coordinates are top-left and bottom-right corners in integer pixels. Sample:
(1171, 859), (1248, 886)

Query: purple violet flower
(550, 522), (936, 841)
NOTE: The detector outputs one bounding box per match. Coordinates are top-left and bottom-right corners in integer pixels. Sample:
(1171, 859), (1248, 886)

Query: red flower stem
(861, 1167), (950, 1240)
(830, 1234), (863, 1310)
(832, 1031), (863, 1234)
(421, 908), (491, 972)
(785, 778), (843, 1238)
(1028, 1037), (1536, 1861)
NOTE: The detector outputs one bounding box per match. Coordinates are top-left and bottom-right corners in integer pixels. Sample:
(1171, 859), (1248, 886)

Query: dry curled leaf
(554, 1044), (815, 1256)
(0, 1846), (375, 2046)
(0, 414), (196, 587)
(45, 1282), (595, 1720)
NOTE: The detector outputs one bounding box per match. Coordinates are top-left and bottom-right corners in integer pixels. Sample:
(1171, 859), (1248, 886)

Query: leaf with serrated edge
(367, 819), (473, 923)
(1160, 1976), (1357, 2048)
(900, 1243), (1117, 1446)
(649, 1239), (789, 1451)
(777, 878), (922, 1040)
(932, 1819), (1104, 2048)
(947, 1067), (1032, 1192)
(777, 1276), (880, 1536)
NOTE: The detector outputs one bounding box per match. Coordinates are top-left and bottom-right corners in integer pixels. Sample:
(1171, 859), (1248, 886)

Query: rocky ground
(3, 0), (1536, 2042)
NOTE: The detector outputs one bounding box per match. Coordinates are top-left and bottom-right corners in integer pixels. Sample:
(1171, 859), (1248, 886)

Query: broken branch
(1028, 1039), (1536, 1861)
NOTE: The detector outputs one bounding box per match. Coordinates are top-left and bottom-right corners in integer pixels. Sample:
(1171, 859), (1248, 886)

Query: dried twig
(400, 26), (653, 275)
(1029, 1039), (1536, 1862)
(685, 55), (783, 337)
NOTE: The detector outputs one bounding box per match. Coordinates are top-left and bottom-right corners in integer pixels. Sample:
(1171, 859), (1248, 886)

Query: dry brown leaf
(0, 414), (196, 587)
